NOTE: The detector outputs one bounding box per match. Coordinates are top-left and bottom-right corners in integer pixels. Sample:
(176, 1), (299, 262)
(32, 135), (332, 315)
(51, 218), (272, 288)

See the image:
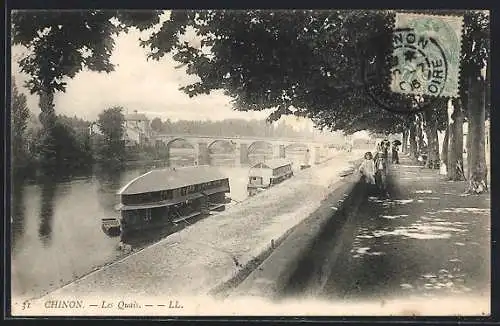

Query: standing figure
(382, 139), (390, 159)
(374, 151), (388, 197)
(392, 143), (400, 164)
(359, 151), (376, 187)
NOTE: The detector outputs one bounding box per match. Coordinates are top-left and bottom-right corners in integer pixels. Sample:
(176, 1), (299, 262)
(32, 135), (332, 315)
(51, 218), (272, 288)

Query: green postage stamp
(390, 13), (464, 98)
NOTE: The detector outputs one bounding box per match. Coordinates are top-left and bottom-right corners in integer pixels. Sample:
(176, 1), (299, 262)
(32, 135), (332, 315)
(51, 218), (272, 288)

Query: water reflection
(11, 178), (26, 251)
(95, 164), (124, 189)
(38, 180), (57, 247)
(10, 152), (329, 299)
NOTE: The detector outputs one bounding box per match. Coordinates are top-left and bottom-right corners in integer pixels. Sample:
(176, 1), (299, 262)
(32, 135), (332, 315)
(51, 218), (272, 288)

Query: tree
(444, 98), (465, 180)
(96, 106), (126, 164)
(11, 77), (30, 168)
(461, 12), (489, 193)
(151, 117), (163, 133)
(11, 10), (161, 163)
(140, 10), (396, 122)
(422, 98), (448, 169)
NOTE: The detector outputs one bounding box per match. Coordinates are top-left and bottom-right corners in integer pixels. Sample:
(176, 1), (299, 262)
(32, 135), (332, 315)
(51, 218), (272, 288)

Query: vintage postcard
(8, 9), (490, 317)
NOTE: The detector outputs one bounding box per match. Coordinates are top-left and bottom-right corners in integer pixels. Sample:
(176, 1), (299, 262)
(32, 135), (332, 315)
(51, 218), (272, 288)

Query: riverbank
(12, 150), (365, 315)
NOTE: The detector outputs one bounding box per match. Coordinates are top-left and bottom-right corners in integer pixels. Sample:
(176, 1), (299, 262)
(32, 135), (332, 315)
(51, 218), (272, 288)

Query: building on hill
(124, 110), (152, 147)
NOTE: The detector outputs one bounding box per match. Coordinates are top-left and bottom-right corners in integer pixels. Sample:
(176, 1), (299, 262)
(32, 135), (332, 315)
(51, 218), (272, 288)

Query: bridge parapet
(152, 133), (342, 166)
(153, 133), (335, 146)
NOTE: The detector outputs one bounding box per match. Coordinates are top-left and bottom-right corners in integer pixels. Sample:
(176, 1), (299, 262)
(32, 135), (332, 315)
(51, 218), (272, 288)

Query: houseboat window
(161, 190), (172, 200)
(123, 194), (145, 205)
(250, 176), (262, 185)
(144, 209), (152, 221)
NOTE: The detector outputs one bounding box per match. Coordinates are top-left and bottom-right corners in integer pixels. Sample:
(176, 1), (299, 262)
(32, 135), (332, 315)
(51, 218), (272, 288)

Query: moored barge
(112, 166), (230, 237)
(247, 158), (293, 196)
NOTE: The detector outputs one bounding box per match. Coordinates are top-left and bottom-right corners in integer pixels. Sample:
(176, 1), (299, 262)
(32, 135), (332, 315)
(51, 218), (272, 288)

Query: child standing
(359, 152), (376, 185)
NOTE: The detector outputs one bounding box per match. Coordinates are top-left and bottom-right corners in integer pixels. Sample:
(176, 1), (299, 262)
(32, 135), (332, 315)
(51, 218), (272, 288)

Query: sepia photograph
(8, 8), (490, 317)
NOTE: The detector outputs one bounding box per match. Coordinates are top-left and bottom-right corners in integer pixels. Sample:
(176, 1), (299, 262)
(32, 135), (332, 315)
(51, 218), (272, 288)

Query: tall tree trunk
(423, 109), (440, 169)
(415, 114), (423, 154)
(466, 73), (488, 193)
(447, 98), (464, 180)
(402, 128), (409, 154)
(466, 118), (472, 179)
(441, 127), (449, 168)
(408, 116), (418, 160)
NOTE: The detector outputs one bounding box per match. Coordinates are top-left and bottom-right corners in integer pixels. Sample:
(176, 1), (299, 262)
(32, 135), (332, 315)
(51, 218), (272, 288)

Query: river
(11, 149), (312, 299)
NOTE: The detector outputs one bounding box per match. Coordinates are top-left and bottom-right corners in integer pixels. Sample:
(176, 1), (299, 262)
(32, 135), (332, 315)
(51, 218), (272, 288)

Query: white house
(123, 110), (152, 146)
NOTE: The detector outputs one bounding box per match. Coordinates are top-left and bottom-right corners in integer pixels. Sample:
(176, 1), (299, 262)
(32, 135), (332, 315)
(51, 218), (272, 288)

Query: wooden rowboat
(101, 218), (121, 237)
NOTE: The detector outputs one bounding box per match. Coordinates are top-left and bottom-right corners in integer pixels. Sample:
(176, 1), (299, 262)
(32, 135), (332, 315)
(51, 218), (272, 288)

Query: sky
(11, 14), (316, 131)
(10, 12), (372, 138)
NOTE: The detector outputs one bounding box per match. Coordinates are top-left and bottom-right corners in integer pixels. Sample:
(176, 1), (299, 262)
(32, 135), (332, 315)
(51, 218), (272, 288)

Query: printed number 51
(22, 301), (31, 310)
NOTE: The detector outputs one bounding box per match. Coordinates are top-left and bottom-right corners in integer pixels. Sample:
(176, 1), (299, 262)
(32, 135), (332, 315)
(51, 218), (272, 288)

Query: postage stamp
(390, 13), (464, 98)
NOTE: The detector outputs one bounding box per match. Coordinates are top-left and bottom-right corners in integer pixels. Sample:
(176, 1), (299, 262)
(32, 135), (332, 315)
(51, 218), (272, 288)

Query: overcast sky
(11, 15), (324, 132)
(10, 12), (379, 139)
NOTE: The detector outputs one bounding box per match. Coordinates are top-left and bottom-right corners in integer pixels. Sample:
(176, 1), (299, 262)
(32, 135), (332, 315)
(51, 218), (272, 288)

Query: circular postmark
(360, 27), (449, 114)
(390, 27), (449, 97)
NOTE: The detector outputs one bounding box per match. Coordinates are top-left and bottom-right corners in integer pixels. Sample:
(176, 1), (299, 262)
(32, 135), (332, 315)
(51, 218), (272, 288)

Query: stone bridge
(152, 134), (345, 166)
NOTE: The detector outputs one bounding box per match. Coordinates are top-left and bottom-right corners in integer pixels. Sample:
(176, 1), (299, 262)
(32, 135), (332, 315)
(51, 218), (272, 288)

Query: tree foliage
(96, 106), (126, 163)
(150, 117), (163, 133)
(11, 78), (30, 167)
(11, 10), (161, 96)
(144, 11), (387, 116)
(11, 9), (162, 165)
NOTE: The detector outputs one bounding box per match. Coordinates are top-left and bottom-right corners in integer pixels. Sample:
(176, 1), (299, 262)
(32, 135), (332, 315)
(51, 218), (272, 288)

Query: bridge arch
(207, 139), (236, 153)
(283, 143), (309, 168)
(166, 138), (196, 167)
(166, 137), (194, 149)
(284, 143), (309, 151)
(248, 140), (273, 152)
(208, 139), (237, 166)
(247, 141), (274, 165)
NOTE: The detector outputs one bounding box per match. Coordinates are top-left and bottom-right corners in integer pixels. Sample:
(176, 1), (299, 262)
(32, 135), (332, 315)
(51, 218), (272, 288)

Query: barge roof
(250, 158), (292, 170)
(118, 166), (228, 195)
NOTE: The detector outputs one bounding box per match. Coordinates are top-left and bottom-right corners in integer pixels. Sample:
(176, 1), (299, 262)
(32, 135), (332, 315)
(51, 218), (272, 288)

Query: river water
(11, 150), (312, 299)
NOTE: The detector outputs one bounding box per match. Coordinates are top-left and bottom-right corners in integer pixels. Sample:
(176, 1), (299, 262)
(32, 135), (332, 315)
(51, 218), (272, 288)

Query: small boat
(101, 218), (121, 237)
(115, 166), (230, 237)
(247, 158), (294, 196)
